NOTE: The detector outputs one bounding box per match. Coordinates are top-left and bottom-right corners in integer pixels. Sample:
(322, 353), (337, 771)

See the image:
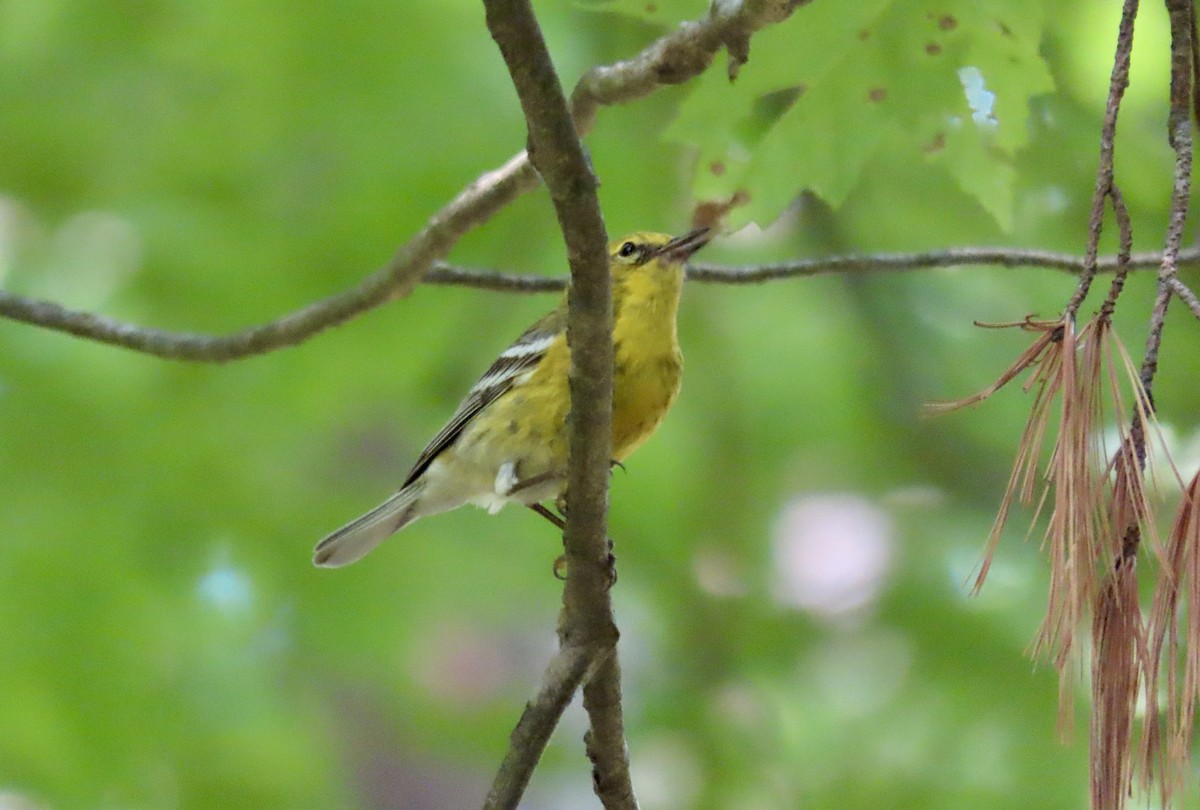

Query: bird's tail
(313, 482), (423, 568)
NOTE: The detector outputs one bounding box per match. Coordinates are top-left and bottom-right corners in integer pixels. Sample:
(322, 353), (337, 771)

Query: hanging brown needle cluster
(931, 316), (1105, 665)
(929, 307), (1200, 807)
(926, 318), (1070, 600)
(1144, 471), (1200, 801)
(928, 316), (1161, 708)
(1090, 536), (1144, 809)
(1089, 326), (1159, 808)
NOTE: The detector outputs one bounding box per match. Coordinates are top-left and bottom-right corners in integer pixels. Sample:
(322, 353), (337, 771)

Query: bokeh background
(3, 1), (1200, 807)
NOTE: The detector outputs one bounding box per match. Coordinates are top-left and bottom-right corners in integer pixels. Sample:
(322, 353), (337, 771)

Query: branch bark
(8, 246), (1200, 359)
(483, 646), (592, 810)
(0, 155), (534, 362)
(583, 655), (636, 807)
(1065, 0), (1137, 317)
(685, 245), (1200, 284)
(570, 0), (811, 130)
(482, 0), (631, 808)
(438, 244), (1200, 286)
(1140, 0), (1195, 395)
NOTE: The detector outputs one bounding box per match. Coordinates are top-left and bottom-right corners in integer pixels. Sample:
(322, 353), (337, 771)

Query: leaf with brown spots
(664, 0), (1052, 228)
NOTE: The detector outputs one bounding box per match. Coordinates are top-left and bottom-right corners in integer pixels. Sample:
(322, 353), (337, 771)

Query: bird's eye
(618, 241), (637, 258)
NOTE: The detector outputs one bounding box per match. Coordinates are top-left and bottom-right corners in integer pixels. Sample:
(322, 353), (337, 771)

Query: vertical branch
(1099, 186), (1134, 319)
(481, 0), (615, 629)
(1065, 0), (1139, 318)
(583, 656), (636, 807)
(483, 2), (634, 809)
(1143, 0), (1195, 396)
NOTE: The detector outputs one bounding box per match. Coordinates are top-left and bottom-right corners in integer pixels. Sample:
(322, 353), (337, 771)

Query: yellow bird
(313, 227), (711, 567)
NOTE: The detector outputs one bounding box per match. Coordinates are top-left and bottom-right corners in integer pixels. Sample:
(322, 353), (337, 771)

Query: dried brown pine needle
(1145, 472), (1200, 801)
(1081, 319), (1189, 808)
(1034, 316), (1099, 679)
(1105, 322), (1187, 534)
(923, 317), (1069, 592)
(922, 317), (1064, 415)
(928, 314), (1186, 773)
(1091, 554), (1144, 810)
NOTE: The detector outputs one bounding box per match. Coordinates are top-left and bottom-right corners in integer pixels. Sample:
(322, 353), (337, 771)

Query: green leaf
(668, 0), (1053, 229)
(938, 120), (1017, 231)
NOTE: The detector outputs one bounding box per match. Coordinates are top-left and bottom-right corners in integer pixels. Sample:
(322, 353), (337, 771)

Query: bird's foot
(551, 536), (617, 588)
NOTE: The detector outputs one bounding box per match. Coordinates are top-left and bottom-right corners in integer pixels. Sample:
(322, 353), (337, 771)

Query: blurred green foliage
(1, 1), (1199, 808)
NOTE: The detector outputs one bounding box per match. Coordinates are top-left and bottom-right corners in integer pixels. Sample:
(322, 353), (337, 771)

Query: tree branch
(1090, 2), (1193, 806)
(0, 2), (801, 362)
(1099, 184), (1134, 317)
(7, 246), (1200, 358)
(570, 0), (812, 131)
(1140, 0), (1195, 395)
(483, 0), (631, 808)
(582, 655), (636, 808)
(483, 646), (593, 810)
(0, 151), (535, 362)
(1168, 275), (1200, 320)
(684, 244), (1200, 284)
(432, 244), (1200, 287)
(1065, 0), (1137, 318)
(425, 263), (565, 291)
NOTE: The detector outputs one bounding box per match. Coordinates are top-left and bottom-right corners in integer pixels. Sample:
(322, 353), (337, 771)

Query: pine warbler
(313, 227), (711, 567)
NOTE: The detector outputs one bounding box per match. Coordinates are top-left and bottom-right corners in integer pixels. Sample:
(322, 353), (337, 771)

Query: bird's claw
(551, 539), (617, 588)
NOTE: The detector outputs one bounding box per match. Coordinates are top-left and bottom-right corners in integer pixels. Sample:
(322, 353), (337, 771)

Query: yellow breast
(609, 262), (685, 460)
(612, 346), (682, 459)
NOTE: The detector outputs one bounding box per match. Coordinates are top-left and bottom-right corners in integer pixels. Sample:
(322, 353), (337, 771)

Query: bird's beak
(654, 227), (712, 262)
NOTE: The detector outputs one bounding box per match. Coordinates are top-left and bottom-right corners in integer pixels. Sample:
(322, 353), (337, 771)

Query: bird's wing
(401, 310), (565, 487)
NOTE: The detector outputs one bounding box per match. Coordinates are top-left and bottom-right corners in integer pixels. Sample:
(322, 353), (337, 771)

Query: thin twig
(1168, 276), (1200, 320)
(686, 245), (1200, 284)
(483, 646), (593, 810)
(483, 1), (630, 809)
(570, 0), (812, 130)
(424, 263), (565, 291)
(1100, 185), (1134, 318)
(6, 245), (1199, 360)
(1141, 0), (1195, 395)
(1066, 0), (1139, 318)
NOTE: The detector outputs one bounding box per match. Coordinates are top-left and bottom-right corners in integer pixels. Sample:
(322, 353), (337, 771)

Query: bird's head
(607, 228), (712, 306)
(608, 227), (712, 272)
